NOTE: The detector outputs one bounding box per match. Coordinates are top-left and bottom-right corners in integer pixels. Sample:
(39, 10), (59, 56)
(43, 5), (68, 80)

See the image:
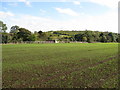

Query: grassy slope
(2, 43), (119, 88)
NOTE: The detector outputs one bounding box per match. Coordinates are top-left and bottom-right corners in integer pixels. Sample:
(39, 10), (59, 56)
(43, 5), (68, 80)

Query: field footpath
(37, 54), (119, 84)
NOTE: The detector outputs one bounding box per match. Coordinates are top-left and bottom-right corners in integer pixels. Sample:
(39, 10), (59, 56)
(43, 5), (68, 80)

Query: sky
(0, 0), (119, 33)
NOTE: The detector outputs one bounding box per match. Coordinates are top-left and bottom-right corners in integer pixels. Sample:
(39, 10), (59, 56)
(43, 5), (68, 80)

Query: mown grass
(2, 43), (119, 88)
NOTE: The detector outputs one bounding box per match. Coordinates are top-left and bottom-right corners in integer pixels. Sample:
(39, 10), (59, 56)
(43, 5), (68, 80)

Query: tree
(82, 37), (87, 42)
(74, 34), (82, 41)
(100, 35), (107, 42)
(17, 28), (32, 41)
(116, 34), (120, 42)
(37, 30), (48, 41)
(38, 30), (43, 35)
(9, 25), (20, 43)
(10, 25), (19, 33)
(2, 33), (8, 44)
(0, 21), (8, 43)
(0, 21), (7, 33)
(28, 34), (36, 41)
(84, 31), (95, 43)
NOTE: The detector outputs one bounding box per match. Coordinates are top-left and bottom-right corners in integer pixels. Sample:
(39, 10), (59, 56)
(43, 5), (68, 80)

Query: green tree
(10, 25), (19, 33)
(28, 34), (36, 41)
(17, 28), (32, 41)
(10, 25), (20, 43)
(116, 34), (120, 42)
(82, 36), (87, 42)
(0, 21), (7, 33)
(38, 30), (43, 36)
(0, 21), (8, 43)
(38, 31), (48, 41)
(74, 34), (82, 41)
(2, 33), (8, 44)
(100, 35), (107, 42)
(85, 31), (95, 43)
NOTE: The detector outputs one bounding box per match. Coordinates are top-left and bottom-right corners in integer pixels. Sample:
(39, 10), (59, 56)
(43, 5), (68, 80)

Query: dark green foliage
(72, 31), (119, 43)
(28, 34), (36, 41)
(2, 33), (8, 44)
(0, 21), (7, 33)
(100, 35), (107, 42)
(17, 28), (32, 41)
(2, 29), (120, 43)
(10, 25), (19, 33)
(38, 30), (43, 35)
(36, 30), (48, 41)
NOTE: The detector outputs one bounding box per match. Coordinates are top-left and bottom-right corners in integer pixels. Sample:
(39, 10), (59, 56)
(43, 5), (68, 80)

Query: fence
(1, 41), (90, 44)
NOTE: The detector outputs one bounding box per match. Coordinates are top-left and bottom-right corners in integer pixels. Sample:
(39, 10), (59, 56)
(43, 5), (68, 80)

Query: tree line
(0, 20), (120, 44)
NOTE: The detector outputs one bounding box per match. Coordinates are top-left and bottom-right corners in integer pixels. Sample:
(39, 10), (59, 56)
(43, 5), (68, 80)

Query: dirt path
(38, 54), (119, 85)
(7, 54), (118, 88)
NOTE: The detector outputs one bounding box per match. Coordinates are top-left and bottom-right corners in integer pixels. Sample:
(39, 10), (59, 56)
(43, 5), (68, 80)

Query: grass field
(2, 43), (119, 88)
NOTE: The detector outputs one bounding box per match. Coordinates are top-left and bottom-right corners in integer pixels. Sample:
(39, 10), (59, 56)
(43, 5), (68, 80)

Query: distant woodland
(0, 20), (120, 44)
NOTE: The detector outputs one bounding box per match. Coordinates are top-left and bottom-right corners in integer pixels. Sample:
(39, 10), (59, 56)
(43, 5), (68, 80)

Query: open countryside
(2, 43), (119, 88)
(1, 0), (119, 89)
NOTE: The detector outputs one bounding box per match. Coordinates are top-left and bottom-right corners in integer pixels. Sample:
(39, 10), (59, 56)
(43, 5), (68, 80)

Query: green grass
(2, 43), (119, 88)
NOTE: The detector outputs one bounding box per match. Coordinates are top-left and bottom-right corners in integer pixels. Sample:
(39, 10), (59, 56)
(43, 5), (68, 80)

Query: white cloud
(19, 0), (31, 7)
(73, 1), (80, 5)
(2, 9), (117, 33)
(1, 0), (118, 33)
(40, 9), (46, 13)
(2, 0), (119, 9)
(26, 1), (31, 6)
(55, 8), (79, 16)
(3, 14), (58, 32)
(8, 2), (18, 7)
(0, 11), (14, 18)
(89, 0), (119, 9)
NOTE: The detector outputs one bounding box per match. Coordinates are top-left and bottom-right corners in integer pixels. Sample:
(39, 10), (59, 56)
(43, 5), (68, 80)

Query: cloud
(8, 2), (18, 7)
(2, 14), (58, 32)
(59, 0), (119, 9)
(2, 0), (119, 9)
(19, 0), (31, 7)
(0, 11), (14, 18)
(1, 9), (117, 33)
(73, 1), (80, 5)
(40, 9), (46, 13)
(0, 0), (118, 33)
(55, 8), (79, 16)
(89, 0), (119, 9)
